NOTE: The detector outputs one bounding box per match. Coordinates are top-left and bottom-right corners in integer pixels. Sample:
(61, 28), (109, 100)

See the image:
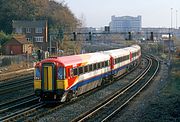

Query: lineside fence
(0, 54), (34, 68)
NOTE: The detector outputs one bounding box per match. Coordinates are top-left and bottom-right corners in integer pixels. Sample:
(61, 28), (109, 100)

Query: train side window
(98, 62), (101, 69)
(79, 67), (84, 75)
(70, 68), (73, 77)
(84, 65), (89, 73)
(93, 63), (97, 70)
(116, 58), (118, 64)
(105, 61), (108, 67)
(73, 68), (78, 76)
(101, 62), (105, 68)
(126, 55), (129, 60)
(89, 64), (93, 72)
(118, 57), (120, 63)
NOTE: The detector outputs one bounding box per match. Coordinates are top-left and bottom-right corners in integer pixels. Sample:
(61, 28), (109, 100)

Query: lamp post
(49, 35), (52, 55)
(176, 10), (178, 29)
(171, 8), (173, 30)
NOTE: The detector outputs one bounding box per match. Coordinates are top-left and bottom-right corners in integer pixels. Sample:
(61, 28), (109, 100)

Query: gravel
(37, 60), (147, 122)
(110, 61), (170, 122)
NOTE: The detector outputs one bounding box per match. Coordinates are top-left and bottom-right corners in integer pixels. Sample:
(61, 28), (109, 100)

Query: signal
(89, 32), (92, 41)
(73, 32), (77, 41)
(128, 32), (132, 40)
(150, 32), (153, 41)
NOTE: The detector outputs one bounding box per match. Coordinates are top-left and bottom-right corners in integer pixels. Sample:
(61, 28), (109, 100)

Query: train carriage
(34, 52), (111, 102)
(103, 49), (130, 78)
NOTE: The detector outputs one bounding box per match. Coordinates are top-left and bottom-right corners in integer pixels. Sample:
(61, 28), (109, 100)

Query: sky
(56, 0), (179, 28)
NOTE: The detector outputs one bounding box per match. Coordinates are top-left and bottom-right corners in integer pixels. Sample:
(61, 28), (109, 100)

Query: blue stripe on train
(69, 64), (128, 91)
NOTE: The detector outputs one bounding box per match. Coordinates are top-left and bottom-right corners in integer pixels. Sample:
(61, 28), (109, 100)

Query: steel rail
(0, 93), (34, 108)
(0, 82), (33, 95)
(0, 96), (38, 113)
(101, 57), (159, 121)
(0, 102), (45, 122)
(71, 56), (152, 122)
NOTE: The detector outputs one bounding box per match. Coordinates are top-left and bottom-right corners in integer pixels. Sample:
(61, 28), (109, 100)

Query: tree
(0, 31), (12, 54)
(0, 0), (79, 34)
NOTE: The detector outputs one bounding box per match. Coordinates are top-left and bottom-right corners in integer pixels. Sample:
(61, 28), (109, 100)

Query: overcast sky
(56, 0), (179, 28)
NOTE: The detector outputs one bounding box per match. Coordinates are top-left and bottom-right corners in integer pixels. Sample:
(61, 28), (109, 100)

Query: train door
(42, 63), (55, 91)
(130, 52), (132, 62)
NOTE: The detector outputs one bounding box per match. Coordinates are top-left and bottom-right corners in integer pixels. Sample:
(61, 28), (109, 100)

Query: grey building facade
(12, 20), (48, 43)
(109, 15), (142, 32)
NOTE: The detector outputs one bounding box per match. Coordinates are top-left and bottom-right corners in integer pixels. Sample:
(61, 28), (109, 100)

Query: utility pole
(176, 10), (178, 29)
(171, 8), (173, 31)
(49, 35), (52, 55)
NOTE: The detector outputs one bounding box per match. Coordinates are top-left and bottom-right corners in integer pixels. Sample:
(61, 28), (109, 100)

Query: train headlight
(35, 68), (40, 80)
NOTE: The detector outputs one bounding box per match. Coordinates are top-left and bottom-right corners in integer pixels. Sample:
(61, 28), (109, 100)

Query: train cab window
(35, 68), (40, 79)
(73, 68), (78, 76)
(79, 67), (84, 75)
(84, 65), (88, 73)
(89, 64), (93, 72)
(57, 67), (65, 80)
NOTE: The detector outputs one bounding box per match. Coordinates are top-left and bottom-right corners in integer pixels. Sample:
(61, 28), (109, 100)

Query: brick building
(12, 20), (49, 51)
(3, 35), (33, 55)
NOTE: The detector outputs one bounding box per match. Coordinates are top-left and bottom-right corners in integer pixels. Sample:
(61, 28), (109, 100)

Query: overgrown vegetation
(164, 58), (180, 95)
(0, 31), (12, 54)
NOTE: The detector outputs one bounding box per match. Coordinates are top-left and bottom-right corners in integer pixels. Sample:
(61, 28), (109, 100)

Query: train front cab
(34, 62), (66, 102)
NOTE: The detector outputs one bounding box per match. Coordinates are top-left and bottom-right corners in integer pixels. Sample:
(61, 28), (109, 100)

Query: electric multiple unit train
(34, 45), (141, 102)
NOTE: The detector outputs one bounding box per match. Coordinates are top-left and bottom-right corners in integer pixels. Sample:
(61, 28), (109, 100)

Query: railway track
(22, 58), (147, 121)
(0, 57), (149, 122)
(71, 56), (160, 122)
(0, 93), (43, 122)
(0, 76), (33, 95)
(0, 93), (35, 112)
(0, 102), (45, 122)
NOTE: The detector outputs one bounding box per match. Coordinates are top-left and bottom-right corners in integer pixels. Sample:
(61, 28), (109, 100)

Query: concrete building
(109, 15), (142, 32)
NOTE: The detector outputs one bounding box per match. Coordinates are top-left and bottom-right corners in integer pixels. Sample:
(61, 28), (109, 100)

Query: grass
(163, 58), (180, 95)
(139, 57), (180, 122)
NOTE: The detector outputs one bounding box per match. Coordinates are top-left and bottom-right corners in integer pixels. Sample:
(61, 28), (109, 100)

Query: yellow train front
(34, 59), (66, 102)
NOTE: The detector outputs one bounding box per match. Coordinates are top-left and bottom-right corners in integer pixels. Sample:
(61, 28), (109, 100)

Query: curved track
(71, 56), (159, 122)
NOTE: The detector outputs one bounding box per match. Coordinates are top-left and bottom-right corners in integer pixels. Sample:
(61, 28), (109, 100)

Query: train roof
(123, 45), (140, 52)
(103, 45), (140, 58)
(103, 48), (129, 58)
(41, 52), (110, 67)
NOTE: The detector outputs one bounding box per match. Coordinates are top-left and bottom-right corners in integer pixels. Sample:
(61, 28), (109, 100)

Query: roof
(12, 20), (47, 28)
(104, 48), (129, 58)
(41, 52), (110, 67)
(12, 35), (31, 44)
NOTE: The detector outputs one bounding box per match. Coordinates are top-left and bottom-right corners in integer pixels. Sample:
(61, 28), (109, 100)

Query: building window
(15, 28), (22, 33)
(34, 36), (44, 42)
(26, 28), (31, 33)
(35, 28), (43, 33)
(27, 38), (30, 41)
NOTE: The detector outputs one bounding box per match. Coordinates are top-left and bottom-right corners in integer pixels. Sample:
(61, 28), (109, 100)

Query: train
(34, 45), (141, 102)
